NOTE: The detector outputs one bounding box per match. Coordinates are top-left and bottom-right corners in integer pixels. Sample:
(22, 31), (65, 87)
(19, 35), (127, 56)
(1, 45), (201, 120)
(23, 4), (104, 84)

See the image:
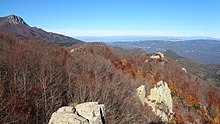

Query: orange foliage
(129, 69), (136, 79)
(185, 94), (198, 105)
(122, 59), (132, 69)
(148, 75), (156, 85)
(142, 71), (147, 79)
(153, 70), (160, 82)
(169, 82), (179, 94)
(108, 56), (116, 64)
(136, 69), (143, 79)
(171, 113), (184, 124)
(117, 61), (126, 70)
(214, 117), (219, 123)
(208, 89), (220, 107)
(181, 82), (189, 89)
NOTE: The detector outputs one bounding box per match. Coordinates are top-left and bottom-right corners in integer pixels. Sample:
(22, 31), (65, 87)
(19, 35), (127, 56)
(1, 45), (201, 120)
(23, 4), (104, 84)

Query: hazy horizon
(74, 35), (219, 42)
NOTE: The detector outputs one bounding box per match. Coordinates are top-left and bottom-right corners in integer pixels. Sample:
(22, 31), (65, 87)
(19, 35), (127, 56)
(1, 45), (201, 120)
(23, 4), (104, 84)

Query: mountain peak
(0, 15), (83, 44)
(6, 15), (27, 25)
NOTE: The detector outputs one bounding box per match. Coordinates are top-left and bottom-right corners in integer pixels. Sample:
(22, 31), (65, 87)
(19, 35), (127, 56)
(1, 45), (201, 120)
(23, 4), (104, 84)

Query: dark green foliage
(193, 103), (201, 110)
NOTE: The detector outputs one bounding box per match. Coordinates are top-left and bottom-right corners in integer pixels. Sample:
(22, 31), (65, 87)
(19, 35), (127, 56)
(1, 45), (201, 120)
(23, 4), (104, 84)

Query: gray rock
(146, 80), (174, 122)
(6, 15), (26, 25)
(75, 102), (105, 124)
(48, 102), (105, 124)
(136, 85), (146, 105)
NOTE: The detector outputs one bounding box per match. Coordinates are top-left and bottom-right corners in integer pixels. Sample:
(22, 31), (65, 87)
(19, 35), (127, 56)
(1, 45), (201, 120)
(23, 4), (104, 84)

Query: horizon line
(46, 29), (220, 39)
(75, 35), (216, 38)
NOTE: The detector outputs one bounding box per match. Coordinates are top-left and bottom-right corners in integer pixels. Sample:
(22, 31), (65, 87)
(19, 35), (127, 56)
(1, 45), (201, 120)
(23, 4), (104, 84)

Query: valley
(107, 39), (220, 65)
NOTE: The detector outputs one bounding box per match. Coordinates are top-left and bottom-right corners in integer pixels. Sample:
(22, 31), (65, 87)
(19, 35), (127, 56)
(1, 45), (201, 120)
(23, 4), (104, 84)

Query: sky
(0, 0), (220, 38)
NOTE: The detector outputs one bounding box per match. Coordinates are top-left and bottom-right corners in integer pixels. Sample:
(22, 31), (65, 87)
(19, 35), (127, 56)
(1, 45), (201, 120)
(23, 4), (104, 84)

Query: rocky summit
(0, 14), (83, 45)
(6, 15), (27, 25)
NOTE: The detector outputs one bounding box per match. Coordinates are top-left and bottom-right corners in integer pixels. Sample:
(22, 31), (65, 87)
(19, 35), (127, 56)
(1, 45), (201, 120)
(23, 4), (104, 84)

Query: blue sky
(0, 0), (220, 38)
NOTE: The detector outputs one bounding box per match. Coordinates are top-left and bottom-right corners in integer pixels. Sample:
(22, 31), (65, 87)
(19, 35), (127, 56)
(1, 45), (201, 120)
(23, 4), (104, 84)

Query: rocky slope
(0, 15), (83, 45)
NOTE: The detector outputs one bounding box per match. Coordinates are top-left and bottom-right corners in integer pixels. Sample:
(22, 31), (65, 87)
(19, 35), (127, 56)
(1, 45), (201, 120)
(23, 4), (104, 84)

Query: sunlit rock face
(150, 52), (164, 60)
(75, 102), (105, 124)
(6, 15), (27, 25)
(146, 80), (174, 122)
(182, 67), (187, 73)
(48, 106), (89, 124)
(136, 85), (146, 105)
(48, 102), (105, 124)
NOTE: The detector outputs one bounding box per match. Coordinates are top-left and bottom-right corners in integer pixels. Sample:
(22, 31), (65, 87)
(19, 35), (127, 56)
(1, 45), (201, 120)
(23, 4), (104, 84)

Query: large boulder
(146, 80), (174, 122)
(75, 102), (105, 124)
(48, 102), (105, 124)
(48, 106), (89, 124)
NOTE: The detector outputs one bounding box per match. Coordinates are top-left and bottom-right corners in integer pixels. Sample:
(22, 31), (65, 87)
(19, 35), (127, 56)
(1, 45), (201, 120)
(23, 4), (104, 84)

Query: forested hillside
(0, 32), (220, 123)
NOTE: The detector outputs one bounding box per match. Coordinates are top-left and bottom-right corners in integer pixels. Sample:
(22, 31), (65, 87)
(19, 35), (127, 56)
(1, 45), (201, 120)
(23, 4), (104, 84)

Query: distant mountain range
(107, 39), (220, 65)
(76, 35), (219, 42)
(0, 15), (83, 45)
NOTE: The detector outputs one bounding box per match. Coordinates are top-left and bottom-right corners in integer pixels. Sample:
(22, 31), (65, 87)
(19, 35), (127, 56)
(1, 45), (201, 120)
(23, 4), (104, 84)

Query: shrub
(193, 103), (201, 110)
